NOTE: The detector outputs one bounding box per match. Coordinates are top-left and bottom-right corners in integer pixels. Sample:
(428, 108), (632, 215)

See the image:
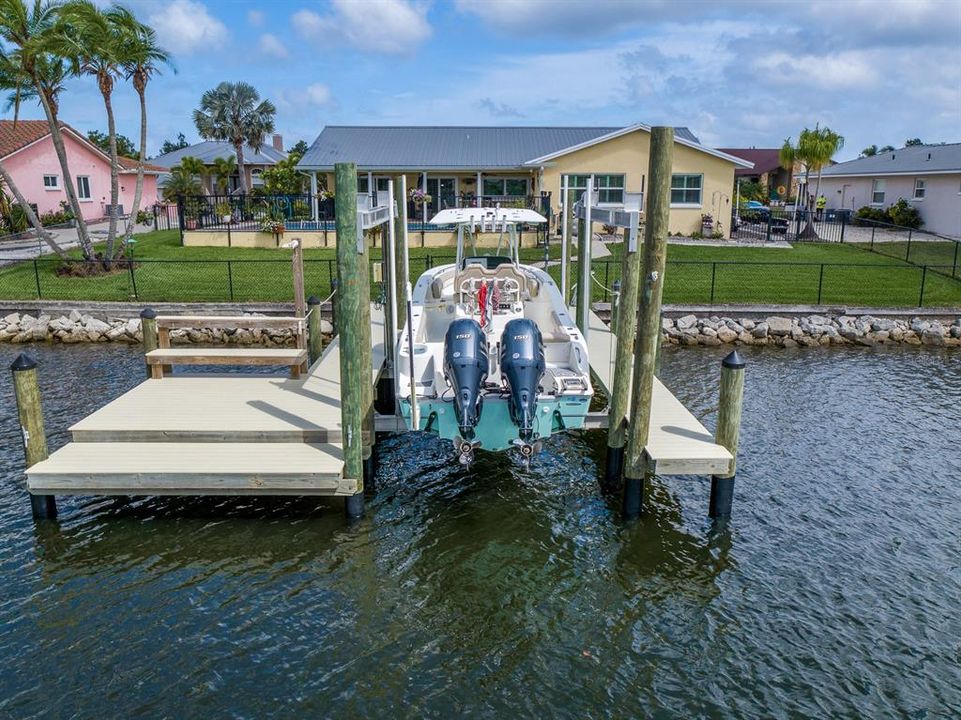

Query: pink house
(0, 120), (165, 221)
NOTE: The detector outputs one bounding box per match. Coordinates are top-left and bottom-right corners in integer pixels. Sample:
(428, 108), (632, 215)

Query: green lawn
(1, 229), (958, 308)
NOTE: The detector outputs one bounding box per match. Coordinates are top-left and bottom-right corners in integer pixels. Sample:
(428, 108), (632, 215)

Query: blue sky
(19, 0), (961, 160)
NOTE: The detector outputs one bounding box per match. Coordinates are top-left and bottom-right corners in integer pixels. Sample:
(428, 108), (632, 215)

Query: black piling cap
(140, 307), (157, 319)
(10, 353), (37, 372)
(307, 295), (320, 305)
(722, 350), (746, 370)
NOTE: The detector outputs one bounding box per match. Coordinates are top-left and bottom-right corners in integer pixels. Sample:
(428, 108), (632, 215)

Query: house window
(913, 179), (925, 200)
(594, 174), (625, 204)
(251, 169), (264, 187)
(43, 174), (59, 190)
(670, 174), (702, 205)
(357, 176), (369, 193)
(76, 175), (91, 200)
(482, 177), (529, 197)
(871, 179), (885, 205)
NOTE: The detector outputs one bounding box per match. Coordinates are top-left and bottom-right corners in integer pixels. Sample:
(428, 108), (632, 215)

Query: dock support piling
(393, 175), (409, 332)
(622, 126), (674, 519)
(710, 351), (746, 520)
(307, 295), (322, 365)
(334, 162), (366, 518)
(140, 307), (158, 379)
(11, 354), (56, 520)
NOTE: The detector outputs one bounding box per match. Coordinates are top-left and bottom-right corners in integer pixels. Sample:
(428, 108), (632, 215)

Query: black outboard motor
(443, 318), (488, 441)
(500, 318), (546, 445)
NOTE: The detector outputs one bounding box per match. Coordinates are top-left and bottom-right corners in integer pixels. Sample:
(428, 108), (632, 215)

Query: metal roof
(820, 143), (961, 177)
(297, 125), (703, 170)
(151, 140), (287, 168)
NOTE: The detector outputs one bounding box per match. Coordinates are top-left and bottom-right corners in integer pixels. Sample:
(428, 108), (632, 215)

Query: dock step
(26, 442), (353, 496)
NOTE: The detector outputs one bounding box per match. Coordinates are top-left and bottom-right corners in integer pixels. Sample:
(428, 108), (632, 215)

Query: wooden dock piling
(10, 354), (56, 519)
(393, 175), (409, 332)
(334, 162), (366, 518)
(359, 221), (376, 491)
(623, 126), (674, 519)
(307, 295), (322, 365)
(710, 351), (746, 520)
(141, 308), (158, 378)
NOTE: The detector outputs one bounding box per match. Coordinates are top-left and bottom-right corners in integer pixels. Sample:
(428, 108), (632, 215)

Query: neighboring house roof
(0, 119), (166, 173)
(818, 143), (961, 178)
(296, 125), (742, 171)
(718, 148), (787, 177)
(151, 141), (287, 168)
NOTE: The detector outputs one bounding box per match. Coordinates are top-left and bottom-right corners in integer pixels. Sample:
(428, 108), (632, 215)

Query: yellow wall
(541, 129), (738, 238)
(182, 229), (541, 249)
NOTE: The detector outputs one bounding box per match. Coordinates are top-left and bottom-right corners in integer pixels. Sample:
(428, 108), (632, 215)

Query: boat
(395, 206), (593, 464)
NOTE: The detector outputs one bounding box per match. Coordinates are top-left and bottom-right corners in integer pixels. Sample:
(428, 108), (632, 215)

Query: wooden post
(393, 175), (409, 331)
(710, 350), (745, 520)
(141, 307), (158, 379)
(307, 294), (322, 365)
(334, 162), (365, 519)
(358, 224), (376, 491)
(10, 354), (56, 519)
(623, 126), (674, 519)
(291, 237), (306, 318)
(605, 212), (643, 489)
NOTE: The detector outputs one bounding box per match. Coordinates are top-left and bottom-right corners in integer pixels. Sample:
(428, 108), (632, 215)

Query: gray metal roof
(298, 125), (702, 170)
(821, 143), (961, 177)
(151, 140), (287, 168)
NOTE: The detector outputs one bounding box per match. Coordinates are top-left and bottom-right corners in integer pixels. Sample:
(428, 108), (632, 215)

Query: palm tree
(112, 6), (171, 246)
(211, 156), (237, 194)
(161, 166), (201, 203)
(860, 145), (878, 157)
(780, 124), (844, 239)
(51, 0), (133, 263)
(0, 0), (95, 259)
(178, 155), (207, 192)
(193, 81), (275, 195)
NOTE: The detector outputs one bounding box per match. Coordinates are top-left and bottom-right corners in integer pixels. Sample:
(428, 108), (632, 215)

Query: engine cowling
(443, 318), (488, 440)
(499, 318), (546, 442)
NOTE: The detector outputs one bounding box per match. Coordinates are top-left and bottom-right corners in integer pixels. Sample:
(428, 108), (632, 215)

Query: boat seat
(455, 263), (529, 301)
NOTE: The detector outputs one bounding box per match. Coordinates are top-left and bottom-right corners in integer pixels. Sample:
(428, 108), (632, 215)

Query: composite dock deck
(26, 308), (386, 497)
(585, 310), (733, 476)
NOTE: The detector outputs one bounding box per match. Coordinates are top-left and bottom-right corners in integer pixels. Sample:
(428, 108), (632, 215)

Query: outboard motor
(443, 318), (488, 442)
(500, 318), (546, 445)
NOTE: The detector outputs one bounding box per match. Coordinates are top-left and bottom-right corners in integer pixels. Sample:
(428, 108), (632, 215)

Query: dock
(25, 308), (386, 497)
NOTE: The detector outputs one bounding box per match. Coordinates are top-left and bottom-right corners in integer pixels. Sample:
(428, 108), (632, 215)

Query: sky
(17, 0), (961, 160)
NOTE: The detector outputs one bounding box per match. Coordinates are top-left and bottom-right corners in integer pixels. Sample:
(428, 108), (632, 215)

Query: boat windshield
(428, 207), (547, 269)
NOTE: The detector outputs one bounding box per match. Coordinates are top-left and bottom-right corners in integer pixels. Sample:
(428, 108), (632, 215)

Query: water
(1, 343), (960, 718)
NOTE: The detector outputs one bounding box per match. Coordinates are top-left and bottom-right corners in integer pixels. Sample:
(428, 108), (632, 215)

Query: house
(815, 143), (961, 238)
(0, 120), (165, 221)
(718, 147), (797, 201)
(152, 134), (288, 193)
(297, 125), (753, 237)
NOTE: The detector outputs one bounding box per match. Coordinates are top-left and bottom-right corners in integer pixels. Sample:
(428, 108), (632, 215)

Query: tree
(87, 128), (136, 158)
(860, 144), (877, 157)
(161, 165), (201, 203)
(210, 155), (236, 194)
(0, 0), (96, 259)
(780, 123), (844, 239)
(879, 145), (895, 153)
(288, 139), (308, 159)
(177, 155), (206, 193)
(904, 138), (923, 147)
(193, 81), (275, 194)
(112, 5), (170, 246)
(158, 132), (188, 155)
(260, 155), (307, 195)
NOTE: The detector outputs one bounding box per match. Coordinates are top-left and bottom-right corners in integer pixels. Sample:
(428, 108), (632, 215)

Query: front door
(426, 177), (457, 217)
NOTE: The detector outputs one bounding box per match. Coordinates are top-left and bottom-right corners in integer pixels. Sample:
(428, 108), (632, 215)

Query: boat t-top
(395, 206), (593, 464)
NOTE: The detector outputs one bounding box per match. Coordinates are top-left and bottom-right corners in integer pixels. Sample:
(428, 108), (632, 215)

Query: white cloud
(305, 83), (332, 106)
(259, 33), (289, 59)
(293, 0), (431, 55)
(248, 9), (265, 27)
(148, 0), (228, 55)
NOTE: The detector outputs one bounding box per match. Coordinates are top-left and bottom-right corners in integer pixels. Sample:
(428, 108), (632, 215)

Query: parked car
(741, 200), (766, 211)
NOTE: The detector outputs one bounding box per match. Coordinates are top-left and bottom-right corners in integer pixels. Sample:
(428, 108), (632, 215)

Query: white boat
(395, 206), (593, 464)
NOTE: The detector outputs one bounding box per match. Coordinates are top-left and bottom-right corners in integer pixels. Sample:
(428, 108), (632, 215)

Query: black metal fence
(844, 219), (961, 277)
(2, 253), (958, 308)
(731, 207), (851, 243)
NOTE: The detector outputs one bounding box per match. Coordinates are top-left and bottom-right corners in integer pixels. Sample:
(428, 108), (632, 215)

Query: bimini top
(429, 207), (548, 226)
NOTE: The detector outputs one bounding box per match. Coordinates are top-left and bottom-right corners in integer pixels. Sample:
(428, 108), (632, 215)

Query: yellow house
(297, 124), (753, 238)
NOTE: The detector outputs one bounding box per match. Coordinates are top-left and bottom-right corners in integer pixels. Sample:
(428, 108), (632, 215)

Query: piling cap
(10, 353), (37, 371)
(722, 350), (746, 370)
(140, 307), (157, 319)
(307, 295), (320, 305)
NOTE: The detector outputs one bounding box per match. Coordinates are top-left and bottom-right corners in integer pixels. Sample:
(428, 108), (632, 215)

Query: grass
(0, 229), (958, 308)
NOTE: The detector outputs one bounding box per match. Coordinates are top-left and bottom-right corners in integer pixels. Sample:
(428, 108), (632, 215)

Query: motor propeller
(454, 437), (481, 466)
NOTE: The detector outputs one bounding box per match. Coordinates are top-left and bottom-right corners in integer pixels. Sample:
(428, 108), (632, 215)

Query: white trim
(522, 123), (756, 168)
(819, 169), (961, 179)
(76, 174), (92, 200)
(42, 174), (59, 190)
(670, 202), (702, 209)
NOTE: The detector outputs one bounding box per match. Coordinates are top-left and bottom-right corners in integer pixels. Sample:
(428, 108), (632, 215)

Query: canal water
(1, 344), (959, 718)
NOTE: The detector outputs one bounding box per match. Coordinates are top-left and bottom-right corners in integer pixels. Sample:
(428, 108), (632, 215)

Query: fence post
(918, 266), (927, 307)
(227, 218), (231, 248)
(10, 354), (56, 520)
(870, 224), (875, 251)
(177, 194), (185, 245)
(906, 230), (912, 262)
(32, 259), (41, 299)
(839, 212), (846, 243)
(227, 261), (234, 301)
(953, 242), (959, 278)
(765, 211), (771, 243)
(709, 262), (717, 304)
(817, 263), (825, 305)
(127, 255), (138, 300)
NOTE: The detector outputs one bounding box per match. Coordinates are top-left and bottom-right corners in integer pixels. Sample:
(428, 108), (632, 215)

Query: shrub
(40, 210), (73, 226)
(854, 205), (888, 225)
(887, 198), (924, 229)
